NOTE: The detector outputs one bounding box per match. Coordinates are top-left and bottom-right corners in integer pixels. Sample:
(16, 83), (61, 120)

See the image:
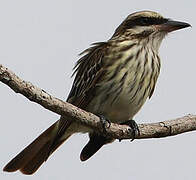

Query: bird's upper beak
(156, 19), (191, 32)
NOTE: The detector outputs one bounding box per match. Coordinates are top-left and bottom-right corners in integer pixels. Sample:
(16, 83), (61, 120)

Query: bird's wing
(67, 42), (108, 109)
(54, 42), (108, 140)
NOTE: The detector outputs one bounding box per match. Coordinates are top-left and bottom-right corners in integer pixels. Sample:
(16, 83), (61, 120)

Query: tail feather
(3, 120), (72, 175)
(80, 134), (109, 161)
(20, 141), (51, 174)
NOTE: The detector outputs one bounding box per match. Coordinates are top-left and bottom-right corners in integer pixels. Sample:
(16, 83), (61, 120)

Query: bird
(3, 10), (190, 175)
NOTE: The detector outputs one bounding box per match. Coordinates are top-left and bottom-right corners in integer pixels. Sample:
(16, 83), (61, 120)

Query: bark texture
(1, 64), (196, 140)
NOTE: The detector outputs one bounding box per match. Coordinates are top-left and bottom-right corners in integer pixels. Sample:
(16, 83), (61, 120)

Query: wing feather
(67, 42), (108, 109)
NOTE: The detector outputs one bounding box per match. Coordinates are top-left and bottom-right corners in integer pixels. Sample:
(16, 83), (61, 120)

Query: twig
(0, 64), (196, 140)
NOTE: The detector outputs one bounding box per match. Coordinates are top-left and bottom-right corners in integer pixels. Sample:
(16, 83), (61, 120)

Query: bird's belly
(103, 89), (148, 123)
(87, 83), (149, 123)
(86, 50), (158, 124)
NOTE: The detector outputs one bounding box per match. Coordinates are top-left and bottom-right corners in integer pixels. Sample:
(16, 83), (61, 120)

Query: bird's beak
(156, 20), (191, 32)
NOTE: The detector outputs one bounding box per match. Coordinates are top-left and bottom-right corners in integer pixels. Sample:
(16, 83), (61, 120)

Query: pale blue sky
(1, 1), (195, 179)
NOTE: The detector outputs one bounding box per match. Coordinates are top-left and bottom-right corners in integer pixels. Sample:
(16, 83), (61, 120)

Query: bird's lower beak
(156, 20), (191, 32)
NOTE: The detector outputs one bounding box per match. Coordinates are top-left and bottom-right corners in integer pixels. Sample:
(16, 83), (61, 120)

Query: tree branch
(0, 64), (196, 140)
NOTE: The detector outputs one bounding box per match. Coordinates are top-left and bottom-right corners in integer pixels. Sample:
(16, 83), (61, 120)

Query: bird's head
(112, 11), (191, 50)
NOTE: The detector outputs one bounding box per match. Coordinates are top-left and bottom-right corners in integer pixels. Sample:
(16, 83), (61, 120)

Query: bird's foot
(98, 115), (111, 133)
(120, 120), (140, 141)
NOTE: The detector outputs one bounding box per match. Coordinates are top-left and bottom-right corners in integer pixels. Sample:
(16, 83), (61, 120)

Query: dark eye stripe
(124, 17), (168, 28)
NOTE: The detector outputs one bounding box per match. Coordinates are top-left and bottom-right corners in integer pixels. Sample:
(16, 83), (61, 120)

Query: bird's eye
(139, 17), (150, 25)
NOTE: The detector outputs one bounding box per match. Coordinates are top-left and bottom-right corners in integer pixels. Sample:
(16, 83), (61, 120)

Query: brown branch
(0, 64), (196, 140)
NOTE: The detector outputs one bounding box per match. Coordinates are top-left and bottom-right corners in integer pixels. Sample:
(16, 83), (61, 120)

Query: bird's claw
(120, 120), (140, 141)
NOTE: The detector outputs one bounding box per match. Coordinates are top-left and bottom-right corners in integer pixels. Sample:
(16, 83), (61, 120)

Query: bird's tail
(3, 119), (72, 175)
(80, 133), (113, 161)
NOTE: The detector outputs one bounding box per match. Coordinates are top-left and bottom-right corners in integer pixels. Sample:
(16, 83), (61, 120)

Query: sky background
(0, 1), (195, 180)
